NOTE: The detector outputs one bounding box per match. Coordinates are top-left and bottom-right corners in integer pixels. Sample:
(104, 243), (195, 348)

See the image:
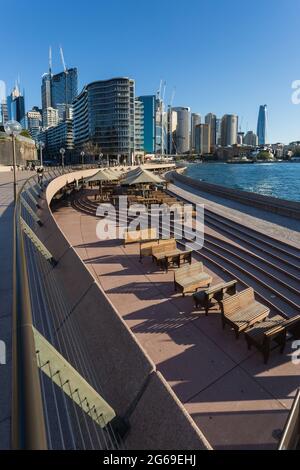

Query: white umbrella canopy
(84, 169), (119, 182)
(122, 168), (163, 186)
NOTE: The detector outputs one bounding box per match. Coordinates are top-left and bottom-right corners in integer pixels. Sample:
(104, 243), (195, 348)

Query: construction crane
(59, 46), (68, 73)
(49, 46), (52, 76)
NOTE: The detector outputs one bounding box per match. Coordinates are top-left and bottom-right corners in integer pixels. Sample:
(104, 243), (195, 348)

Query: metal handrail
(12, 175), (48, 449)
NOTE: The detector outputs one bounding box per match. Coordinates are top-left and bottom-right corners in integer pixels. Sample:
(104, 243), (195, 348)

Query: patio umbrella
(84, 169), (119, 196)
(122, 168), (163, 186)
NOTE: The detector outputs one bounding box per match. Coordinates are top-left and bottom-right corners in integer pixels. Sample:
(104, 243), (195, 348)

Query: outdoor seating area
(54, 192), (300, 450)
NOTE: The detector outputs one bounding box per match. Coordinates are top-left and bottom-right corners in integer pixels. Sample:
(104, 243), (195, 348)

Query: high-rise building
(172, 107), (191, 154)
(244, 131), (258, 147)
(237, 132), (244, 145)
(42, 107), (59, 128)
(195, 123), (211, 154)
(1, 99), (8, 124)
(51, 68), (78, 107)
(73, 78), (135, 162)
(257, 104), (267, 145)
(167, 109), (178, 154)
(7, 83), (26, 127)
(136, 95), (165, 154)
(27, 107), (42, 142)
(134, 98), (144, 156)
(41, 73), (52, 112)
(216, 118), (222, 146)
(205, 113), (217, 148)
(38, 119), (74, 161)
(136, 96), (155, 153)
(221, 114), (238, 146)
(41, 49), (78, 127)
(190, 113), (201, 151)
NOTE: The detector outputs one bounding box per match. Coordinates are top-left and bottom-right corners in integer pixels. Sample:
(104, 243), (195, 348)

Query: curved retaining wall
(35, 169), (211, 450)
(171, 172), (300, 220)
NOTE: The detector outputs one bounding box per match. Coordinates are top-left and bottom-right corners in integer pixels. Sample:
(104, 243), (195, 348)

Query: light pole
(80, 150), (85, 168)
(60, 147), (65, 174)
(4, 120), (22, 202)
(38, 141), (45, 167)
(99, 153), (103, 167)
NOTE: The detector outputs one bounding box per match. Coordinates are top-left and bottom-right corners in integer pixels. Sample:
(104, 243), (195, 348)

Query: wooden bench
(221, 287), (269, 339)
(245, 314), (300, 363)
(124, 228), (157, 246)
(152, 240), (180, 265)
(193, 280), (238, 315)
(163, 250), (192, 272)
(140, 238), (174, 261)
(174, 262), (212, 296)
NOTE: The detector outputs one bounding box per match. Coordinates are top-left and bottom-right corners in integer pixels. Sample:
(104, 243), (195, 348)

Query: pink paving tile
(240, 343), (300, 408)
(192, 314), (256, 363)
(185, 366), (288, 450)
(139, 320), (235, 403)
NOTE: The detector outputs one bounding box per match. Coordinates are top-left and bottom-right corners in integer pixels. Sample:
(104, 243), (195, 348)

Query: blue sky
(2, 0), (300, 143)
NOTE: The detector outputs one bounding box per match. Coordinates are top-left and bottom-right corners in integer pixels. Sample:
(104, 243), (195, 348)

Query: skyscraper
(136, 95), (165, 154)
(191, 113), (201, 151)
(134, 98), (144, 156)
(51, 68), (78, 114)
(172, 107), (191, 154)
(205, 113), (217, 148)
(41, 48), (78, 127)
(195, 124), (210, 154)
(216, 118), (222, 146)
(73, 78), (135, 162)
(221, 114), (238, 146)
(244, 131), (258, 147)
(27, 107), (42, 141)
(257, 104), (267, 145)
(7, 83), (26, 127)
(167, 109), (178, 154)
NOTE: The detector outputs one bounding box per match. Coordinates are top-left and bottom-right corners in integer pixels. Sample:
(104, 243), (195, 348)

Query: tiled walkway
(54, 199), (300, 450)
(0, 170), (32, 449)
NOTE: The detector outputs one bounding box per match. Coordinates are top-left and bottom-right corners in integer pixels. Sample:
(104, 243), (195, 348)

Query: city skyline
(2, 0), (300, 143)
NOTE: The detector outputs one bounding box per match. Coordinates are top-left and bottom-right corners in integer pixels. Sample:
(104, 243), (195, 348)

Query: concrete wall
(31, 169), (211, 450)
(0, 134), (37, 166)
(171, 171), (300, 220)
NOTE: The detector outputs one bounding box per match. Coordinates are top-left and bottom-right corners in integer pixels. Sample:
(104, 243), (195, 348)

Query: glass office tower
(257, 104), (267, 145)
(73, 77), (135, 162)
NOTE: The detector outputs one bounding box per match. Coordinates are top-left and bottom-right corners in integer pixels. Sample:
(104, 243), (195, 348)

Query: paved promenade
(0, 170), (32, 449)
(54, 198), (300, 450)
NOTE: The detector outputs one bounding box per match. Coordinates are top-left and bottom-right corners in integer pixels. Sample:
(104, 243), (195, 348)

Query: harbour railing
(12, 167), (122, 449)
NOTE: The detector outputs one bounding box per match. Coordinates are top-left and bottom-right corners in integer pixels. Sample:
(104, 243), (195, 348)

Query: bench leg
(263, 349), (270, 364)
(235, 329), (240, 340)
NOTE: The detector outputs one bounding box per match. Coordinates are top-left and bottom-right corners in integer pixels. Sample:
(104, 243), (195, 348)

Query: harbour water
(185, 162), (300, 202)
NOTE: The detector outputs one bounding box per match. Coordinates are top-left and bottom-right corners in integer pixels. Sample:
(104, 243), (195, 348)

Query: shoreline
(181, 161), (300, 204)
(171, 170), (300, 221)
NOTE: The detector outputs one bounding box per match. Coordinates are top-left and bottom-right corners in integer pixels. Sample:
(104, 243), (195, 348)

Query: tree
(20, 129), (32, 139)
(82, 141), (101, 158)
(256, 150), (274, 161)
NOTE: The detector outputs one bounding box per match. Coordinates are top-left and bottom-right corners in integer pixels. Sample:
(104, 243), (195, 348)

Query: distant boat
(227, 157), (254, 164)
(291, 156), (300, 162)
